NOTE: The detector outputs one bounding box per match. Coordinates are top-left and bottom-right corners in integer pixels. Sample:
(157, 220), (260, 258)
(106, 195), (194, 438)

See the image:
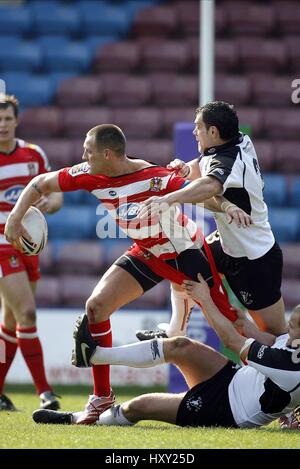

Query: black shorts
(114, 246), (214, 292)
(206, 232), (283, 310)
(176, 361), (239, 428)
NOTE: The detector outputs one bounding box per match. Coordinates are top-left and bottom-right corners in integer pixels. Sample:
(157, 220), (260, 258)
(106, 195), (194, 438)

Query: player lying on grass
(33, 273), (300, 429)
(5, 124), (251, 424)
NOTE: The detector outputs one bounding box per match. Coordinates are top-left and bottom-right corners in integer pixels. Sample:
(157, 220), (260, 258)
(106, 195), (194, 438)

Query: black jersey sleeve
(247, 340), (300, 392)
(205, 156), (236, 187)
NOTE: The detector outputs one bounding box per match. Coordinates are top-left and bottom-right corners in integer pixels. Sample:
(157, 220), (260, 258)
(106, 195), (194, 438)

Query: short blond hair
(0, 93), (19, 117)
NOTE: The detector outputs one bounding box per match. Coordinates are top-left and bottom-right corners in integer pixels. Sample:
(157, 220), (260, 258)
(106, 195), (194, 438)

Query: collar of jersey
(203, 132), (243, 157)
(0, 140), (18, 156)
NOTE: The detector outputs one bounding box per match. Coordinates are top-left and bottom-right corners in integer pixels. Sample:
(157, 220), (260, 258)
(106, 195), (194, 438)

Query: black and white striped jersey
(228, 334), (300, 428)
(198, 133), (275, 260)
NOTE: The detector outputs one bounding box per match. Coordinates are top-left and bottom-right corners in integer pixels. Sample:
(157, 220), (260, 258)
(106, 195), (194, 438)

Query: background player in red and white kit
(5, 124), (251, 424)
(0, 94), (63, 411)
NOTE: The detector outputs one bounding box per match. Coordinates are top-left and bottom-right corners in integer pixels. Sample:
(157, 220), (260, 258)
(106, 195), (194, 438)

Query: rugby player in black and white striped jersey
(138, 101), (286, 339)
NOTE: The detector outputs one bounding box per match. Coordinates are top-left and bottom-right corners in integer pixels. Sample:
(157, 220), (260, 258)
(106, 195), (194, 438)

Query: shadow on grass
(5, 384), (167, 397)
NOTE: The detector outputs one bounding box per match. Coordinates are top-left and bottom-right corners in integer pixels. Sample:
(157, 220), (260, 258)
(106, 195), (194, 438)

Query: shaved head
(87, 124), (126, 157)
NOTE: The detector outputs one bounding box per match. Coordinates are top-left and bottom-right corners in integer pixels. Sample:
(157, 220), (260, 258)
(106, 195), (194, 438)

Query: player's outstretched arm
(5, 171), (61, 249)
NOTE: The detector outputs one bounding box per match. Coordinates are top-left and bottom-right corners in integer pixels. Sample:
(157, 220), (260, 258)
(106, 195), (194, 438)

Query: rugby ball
(19, 206), (48, 256)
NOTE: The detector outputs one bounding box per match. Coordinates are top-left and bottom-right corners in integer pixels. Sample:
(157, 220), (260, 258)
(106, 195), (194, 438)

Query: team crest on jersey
(4, 185), (25, 204)
(28, 162), (38, 175)
(9, 255), (20, 268)
(149, 177), (163, 192)
(69, 163), (90, 177)
(186, 396), (203, 413)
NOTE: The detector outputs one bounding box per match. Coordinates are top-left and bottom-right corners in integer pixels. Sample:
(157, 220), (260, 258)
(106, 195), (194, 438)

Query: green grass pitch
(1, 384), (299, 449)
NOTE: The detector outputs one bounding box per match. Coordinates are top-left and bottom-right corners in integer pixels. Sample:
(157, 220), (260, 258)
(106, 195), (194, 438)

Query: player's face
(82, 136), (103, 173)
(193, 113), (215, 153)
(0, 106), (17, 144)
(287, 310), (300, 346)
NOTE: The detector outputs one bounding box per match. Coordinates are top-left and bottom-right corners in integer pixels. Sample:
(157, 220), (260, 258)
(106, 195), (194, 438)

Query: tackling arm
(166, 176), (223, 205)
(181, 273), (266, 362)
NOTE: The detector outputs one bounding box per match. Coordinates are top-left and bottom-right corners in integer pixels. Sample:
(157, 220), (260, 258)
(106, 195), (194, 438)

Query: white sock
(166, 287), (195, 337)
(90, 339), (165, 368)
(72, 411), (84, 423)
(97, 404), (134, 426)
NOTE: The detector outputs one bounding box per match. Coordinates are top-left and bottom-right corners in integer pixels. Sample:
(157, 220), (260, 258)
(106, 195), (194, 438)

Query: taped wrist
(221, 201), (237, 213)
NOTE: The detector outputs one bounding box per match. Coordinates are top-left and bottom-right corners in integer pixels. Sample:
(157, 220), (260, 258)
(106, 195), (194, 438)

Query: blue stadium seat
(4, 75), (55, 107)
(290, 177), (300, 207)
(0, 42), (42, 72)
(26, 0), (59, 6)
(1, 71), (31, 90)
(125, 1), (162, 19)
(43, 42), (92, 72)
(0, 7), (31, 35)
(49, 71), (79, 89)
(46, 206), (96, 240)
(268, 208), (300, 242)
(77, 1), (109, 14)
(263, 174), (288, 207)
(0, 37), (22, 49)
(37, 35), (70, 52)
(81, 5), (131, 37)
(83, 36), (117, 53)
(31, 4), (80, 36)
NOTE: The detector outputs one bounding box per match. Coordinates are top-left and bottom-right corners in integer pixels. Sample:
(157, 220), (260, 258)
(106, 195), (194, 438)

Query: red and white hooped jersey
(0, 139), (50, 254)
(58, 161), (200, 259)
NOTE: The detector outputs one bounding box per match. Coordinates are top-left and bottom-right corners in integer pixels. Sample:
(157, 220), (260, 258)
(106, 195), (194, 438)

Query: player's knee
(85, 295), (111, 322)
(16, 306), (36, 327)
(166, 337), (194, 360)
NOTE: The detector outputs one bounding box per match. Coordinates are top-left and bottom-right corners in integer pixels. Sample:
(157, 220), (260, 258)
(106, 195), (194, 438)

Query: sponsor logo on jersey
(149, 177), (163, 192)
(4, 185), (25, 204)
(28, 162), (38, 175)
(69, 163), (90, 177)
(257, 345), (268, 359)
(186, 396), (203, 412)
(117, 203), (140, 221)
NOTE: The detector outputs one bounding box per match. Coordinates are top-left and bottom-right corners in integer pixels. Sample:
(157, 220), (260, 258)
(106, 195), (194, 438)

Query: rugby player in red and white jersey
(0, 94), (63, 411)
(5, 124), (251, 424)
